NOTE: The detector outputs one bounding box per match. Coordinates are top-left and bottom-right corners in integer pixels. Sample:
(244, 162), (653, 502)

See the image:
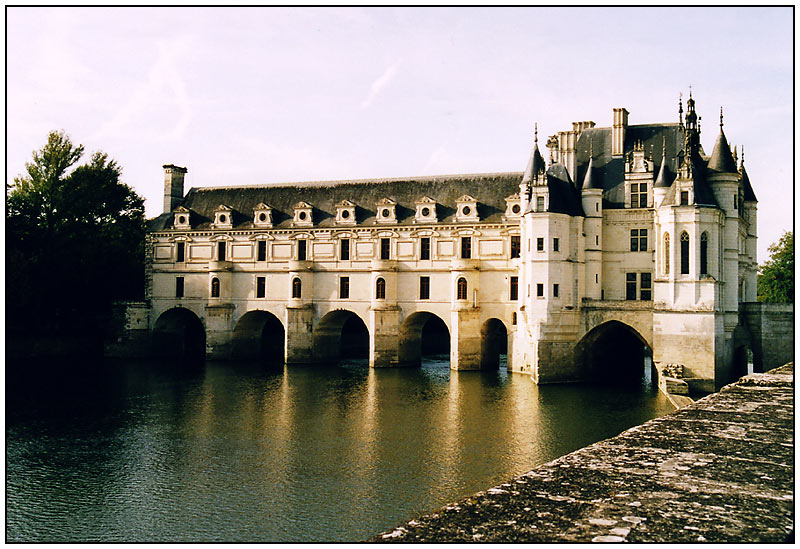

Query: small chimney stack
(163, 164), (187, 213)
(612, 108), (629, 156)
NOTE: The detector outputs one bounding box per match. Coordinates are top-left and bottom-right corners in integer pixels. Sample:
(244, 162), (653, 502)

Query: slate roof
(148, 172), (523, 231)
(741, 164), (757, 202)
(708, 127), (738, 173)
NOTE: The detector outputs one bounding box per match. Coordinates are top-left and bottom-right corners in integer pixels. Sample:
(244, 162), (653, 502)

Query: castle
(142, 96), (762, 390)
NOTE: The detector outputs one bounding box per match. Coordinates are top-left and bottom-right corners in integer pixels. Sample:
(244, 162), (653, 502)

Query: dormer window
(455, 195), (479, 223)
(376, 198), (398, 224)
(253, 203), (273, 228)
(214, 204), (233, 229)
(504, 193), (522, 219)
(293, 201), (313, 227)
(532, 194), (546, 212)
(414, 196), (438, 223)
(335, 200), (357, 226)
(173, 206), (191, 230)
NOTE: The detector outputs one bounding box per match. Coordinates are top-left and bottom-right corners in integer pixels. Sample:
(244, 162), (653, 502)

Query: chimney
(163, 164), (187, 213)
(612, 108), (629, 156)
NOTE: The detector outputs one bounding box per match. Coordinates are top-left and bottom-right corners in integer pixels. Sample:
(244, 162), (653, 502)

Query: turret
(581, 140), (603, 300)
(163, 164), (187, 213)
(707, 107), (740, 213)
(520, 124), (545, 212)
(653, 137), (672, 208)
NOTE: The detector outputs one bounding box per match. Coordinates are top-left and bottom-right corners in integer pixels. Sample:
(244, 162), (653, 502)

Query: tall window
(256, 276), (266, 298)
(291, 277), (302, 298)
(631, 182), (648, 208)
(553, 237), (560, 252)
(456, 277), (468, 300)
(420, 237), (431, 260)
(536, 283), (544, 297)
(536, 196), (544, 211)
(630, 229), (647, 252)
(626, 273), (637, 300)
(461, 237), (471, 259)
(537, 237), (544, 252)
(510, 276), (518, 301)
(297, 239), (307, 261)
(211, 277), (220, 298)
(664, 233), (670, 275)
(339, 276), (350, 299)
(640, 273), (652, 300)
(375, 277), (386, 299)
(257, 240), (267, 262)
(510, 235), (521, 258)
(217, 242), (226, 261)
(176, 242), (185, 263)
(553, 283), (560, 298)
(340, 239), (350, 260)
(700, 232), (709, 276)
(175, 276), (184, 298)
(419, 276), (430, 300)
(380, 238), (390, 260)
(680, 231), (690, 274)
(680, 191), (689, 206)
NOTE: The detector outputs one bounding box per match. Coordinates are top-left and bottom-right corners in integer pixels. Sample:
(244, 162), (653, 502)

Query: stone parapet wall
(371, 363), (794, 543)
(741, 302), (794, 372)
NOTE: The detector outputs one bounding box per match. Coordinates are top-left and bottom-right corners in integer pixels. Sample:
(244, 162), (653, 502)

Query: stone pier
(371, 363), (794, 543)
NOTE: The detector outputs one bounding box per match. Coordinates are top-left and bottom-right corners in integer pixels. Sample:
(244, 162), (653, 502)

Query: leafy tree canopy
(757, 231), (793, 304)
(7, 131), (146, 333)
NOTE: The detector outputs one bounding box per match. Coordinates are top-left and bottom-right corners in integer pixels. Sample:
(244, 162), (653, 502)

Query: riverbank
(371, 363), (794, 543)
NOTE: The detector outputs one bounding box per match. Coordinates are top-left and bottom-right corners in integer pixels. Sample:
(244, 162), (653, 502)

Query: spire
(655, 136), (671, 188)
(739, 144), (757, 202)
(708, 107), (738, 173)
(581, 136), (600, 190)
(521, 123), (546, 187)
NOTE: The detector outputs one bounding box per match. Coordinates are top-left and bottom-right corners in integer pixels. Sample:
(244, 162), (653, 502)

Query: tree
(757, 231), (793, 304)
(7, 131), (145, 334)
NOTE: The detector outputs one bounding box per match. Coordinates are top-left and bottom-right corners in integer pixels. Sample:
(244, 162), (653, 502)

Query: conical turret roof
(522, 142), (546, 185)
(581, 156), (601, 190)
(708, 110), (737, 173)
(654, 157), (672, 188)
(741, 164), (757, 202)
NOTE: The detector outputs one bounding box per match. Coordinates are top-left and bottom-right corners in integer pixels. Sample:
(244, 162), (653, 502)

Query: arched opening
(398, 312), (450, 367)
(375, 277), (386, 300)
(231, 310), (285, 366)
(291, 277), (302, 299)
(152, 307), (206, 363)
(210, 277), (220, 298)
(732, 345), (753, 380)
(314, 310), (369, 364)
(576, 321), (654, 388)
(680, 231), (690, 275)
(456, 277), (468, 300)
(480, 318), (508, 370)
(700, 232), (709, 276)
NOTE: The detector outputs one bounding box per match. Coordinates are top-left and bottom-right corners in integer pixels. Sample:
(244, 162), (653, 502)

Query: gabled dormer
(375, 198), (398, 224)
(335, 199), (357, 226)
(173, 205), (192, 230)
(455, 195), (479, 222)
(503, 193), (522, 220)
(253, 203), (273, 228)
(414, 196), (438, 224)
(293, 201), (314, 227)
(213, 204), (233, 229)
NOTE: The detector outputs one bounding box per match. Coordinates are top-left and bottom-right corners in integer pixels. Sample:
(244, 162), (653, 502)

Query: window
(536, 196), (544, 211)
(626, 273), (637, 300)
(680, 231), (690, 274)
(211, 277), (220, 298)
(339, 277), (350, 299)
(375, 277), (386, 299)
(631, 182), (648, 208)
(256, 276), (266, 298)
(176, 242), (185, 263)
(510, 276), (518, 301)
(340, 239), (350, 260)
(553, 238), (560, 252)
(630, 229), (647, 252)
(380, 238), (390, 260)
(595, 235), (599, 246)
(257, 240), (267, 262)
(217, 242), (226, 261)
(733, 194), (738, 210)
(510, 235), (521, 258)
(292, 277), (302, 299)
(537, 237), (544, 252)
(536, 283), (544, 297)
(175, 276), (184, 298)
(664, 233), (670, 275)
(553, 283), (559, 298)
(627, 272), (652, 300)
(595, 273), (599, 284)
(680, 191), (689, 206)
(419, 276), (430, 300)
(512, 312), (517, 325)
(457, 277), (468, 300)
(420, 237), (431, 260)
(700, 232), (709, 275)
(461, 237), (471, 259)
(640, 273), (652, 300)
(297, 239), (307, 261)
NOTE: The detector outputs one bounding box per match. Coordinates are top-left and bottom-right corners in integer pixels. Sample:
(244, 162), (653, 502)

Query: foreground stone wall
(371, 363), (794, 543)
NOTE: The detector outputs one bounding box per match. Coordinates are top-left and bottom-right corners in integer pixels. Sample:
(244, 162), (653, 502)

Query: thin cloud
(361, 61), (401, 109)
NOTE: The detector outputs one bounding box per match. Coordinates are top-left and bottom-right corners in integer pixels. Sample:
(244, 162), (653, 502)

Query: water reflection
(7, 356), (674, 542)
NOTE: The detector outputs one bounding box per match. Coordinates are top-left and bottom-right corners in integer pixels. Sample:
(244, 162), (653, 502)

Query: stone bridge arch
(398, 311), (450, 367)
(578, 306), (654, 350)
(231, 310), (285, 365)
(480, 318), (508, 370)
(314, 309), (370, 364)
(152, 307), (206, 361)
(576, 320), (654, 385)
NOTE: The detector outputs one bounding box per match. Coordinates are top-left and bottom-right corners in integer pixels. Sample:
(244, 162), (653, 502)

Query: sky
(6, 6), (794, 262)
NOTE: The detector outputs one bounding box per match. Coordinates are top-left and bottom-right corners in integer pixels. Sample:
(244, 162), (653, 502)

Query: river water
(6, 356), (673, 542)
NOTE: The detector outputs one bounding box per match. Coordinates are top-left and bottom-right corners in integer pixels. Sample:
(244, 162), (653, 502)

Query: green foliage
(757, 231), (794, 304)
(7, 131), (146, 333)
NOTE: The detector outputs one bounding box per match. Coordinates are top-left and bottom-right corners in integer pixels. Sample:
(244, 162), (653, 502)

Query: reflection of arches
(232, 310), (285, 364)
(480, 318), (507, 370)
(153, 307), (206, 361)
(314, 310), (369, 363)
(576, 320), (653, 385)
(398, 312), (450, 367)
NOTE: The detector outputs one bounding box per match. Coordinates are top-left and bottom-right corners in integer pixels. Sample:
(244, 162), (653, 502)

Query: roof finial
(689, 85), (692, 99)
(662, 135), (666, 160)
(741, 144), (745, 166)
(534, 122), (538, 144)
(719, 106), (724, 128)
(589, 134), (594, 159)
